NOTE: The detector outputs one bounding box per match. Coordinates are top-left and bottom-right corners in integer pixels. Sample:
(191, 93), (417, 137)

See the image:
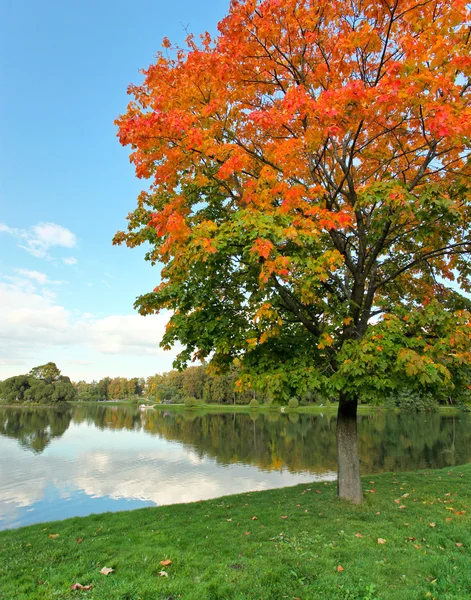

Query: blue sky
(0, 0), (230, 381)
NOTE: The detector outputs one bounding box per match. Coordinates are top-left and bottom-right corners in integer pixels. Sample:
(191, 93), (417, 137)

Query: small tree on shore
(114, 0), (471, 502)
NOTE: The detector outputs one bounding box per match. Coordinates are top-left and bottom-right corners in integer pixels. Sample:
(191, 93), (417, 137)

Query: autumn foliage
(115, 0), (471, 407)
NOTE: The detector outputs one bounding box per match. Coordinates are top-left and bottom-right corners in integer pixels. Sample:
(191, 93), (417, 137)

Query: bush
(385, 388), (438, 411)
(249, 398), (259, 408)
(288, 398), (299, 409)
(184, 396), (198, 408)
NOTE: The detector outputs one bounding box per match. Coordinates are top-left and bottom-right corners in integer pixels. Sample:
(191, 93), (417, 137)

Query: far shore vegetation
(2, 363), (471, 412)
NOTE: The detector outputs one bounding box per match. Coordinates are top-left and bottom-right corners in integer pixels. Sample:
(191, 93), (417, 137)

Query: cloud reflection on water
(0, 420), (333, 529)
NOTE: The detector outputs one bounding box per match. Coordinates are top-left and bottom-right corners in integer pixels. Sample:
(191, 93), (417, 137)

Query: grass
(0, 465), (470, 600)
(152, 402), (466, 417)
(152, 402), (376, 415)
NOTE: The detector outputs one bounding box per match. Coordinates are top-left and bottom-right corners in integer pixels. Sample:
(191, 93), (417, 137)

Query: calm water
(0, 405), (470, 530)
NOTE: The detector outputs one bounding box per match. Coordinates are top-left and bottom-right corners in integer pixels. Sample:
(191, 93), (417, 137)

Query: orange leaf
(160, 559), (172, 567)
(71, 583), (92, 591)
(337, 565), (344, 572)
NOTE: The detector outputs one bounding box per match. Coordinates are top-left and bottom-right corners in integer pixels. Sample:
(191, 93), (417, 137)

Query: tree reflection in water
(0, 407), (73, 454)
(1, 405), (469, 474)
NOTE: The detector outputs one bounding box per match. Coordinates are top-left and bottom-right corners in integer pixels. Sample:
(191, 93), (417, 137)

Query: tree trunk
(336, 395), (363, 503)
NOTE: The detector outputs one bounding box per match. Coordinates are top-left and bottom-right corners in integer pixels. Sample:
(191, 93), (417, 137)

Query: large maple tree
(115, 0), (471, 502)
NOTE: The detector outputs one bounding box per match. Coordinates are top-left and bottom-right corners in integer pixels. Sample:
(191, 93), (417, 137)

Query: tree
(29, 362), (61, 384)
(0, 366), (76, 404)
(114, 0), (471, 502)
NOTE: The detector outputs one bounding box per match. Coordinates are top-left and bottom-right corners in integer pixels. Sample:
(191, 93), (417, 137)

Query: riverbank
(0, 464), (469, 600)
(152, 401), (467, 416)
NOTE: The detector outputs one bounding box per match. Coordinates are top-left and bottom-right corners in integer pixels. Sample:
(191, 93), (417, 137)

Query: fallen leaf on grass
(454, 510), (466, 516)
(99, 567), (114, 576)
(414, 544), (422, 549)
(76, 538), (84, 544)
(377, 538), (387, 544)
(71, 583), (92, 591)
(399, 505), (406, 510)
(226, 519), (232, 522)
(337, 565), (344, 572)
(251, 516), (258, 520)
(48, 534), (59, 539)
(157, 571), (169, 577)
(244, 531), (250, 536)
(429, 523), (436, 528)
(280, 516), (288, 519)
(394, 499), (401, 504)
(355, 533), (363, 538)
(456, 542), (464, 547)
(160, 559), (172, 567)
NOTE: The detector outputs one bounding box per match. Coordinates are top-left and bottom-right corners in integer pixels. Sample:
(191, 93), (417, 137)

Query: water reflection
(0, 405), (469, 530)
(0, 406), (72, 454)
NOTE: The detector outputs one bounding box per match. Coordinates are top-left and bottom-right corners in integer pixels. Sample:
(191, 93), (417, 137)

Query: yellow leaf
(377, 538), (387, 544)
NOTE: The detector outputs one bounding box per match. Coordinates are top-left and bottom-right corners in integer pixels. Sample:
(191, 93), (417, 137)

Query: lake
(0, 405), (470, 530)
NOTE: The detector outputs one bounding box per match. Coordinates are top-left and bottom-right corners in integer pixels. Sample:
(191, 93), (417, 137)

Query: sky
(0, 0), (230, 381)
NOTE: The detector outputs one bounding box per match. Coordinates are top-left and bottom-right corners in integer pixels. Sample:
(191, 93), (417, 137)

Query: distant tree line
(71, 367), (257, 404)
(73, 377), (145, 402)
(2, 363), (469, 408)
(146, 366), (259, 405)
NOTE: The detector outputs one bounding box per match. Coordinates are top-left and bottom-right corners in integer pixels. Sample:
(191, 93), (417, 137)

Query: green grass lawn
(152, 402), (372, 415)
(151, 403), (466, 416)
(1, 465), (470, 600)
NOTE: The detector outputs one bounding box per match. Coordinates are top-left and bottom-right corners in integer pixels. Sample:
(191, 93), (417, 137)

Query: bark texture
(336, 396), (363, 503)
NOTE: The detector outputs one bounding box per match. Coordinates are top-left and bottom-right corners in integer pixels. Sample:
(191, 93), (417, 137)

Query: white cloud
(0, 223), (15, 234)
(0, 221), (77, 259)
(62, 257), (78, 266)
(91, 314), (170, 354)
(14, 269), (62, 286)
(0, 280), (176, 377)
(15, 269), (48, 285)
